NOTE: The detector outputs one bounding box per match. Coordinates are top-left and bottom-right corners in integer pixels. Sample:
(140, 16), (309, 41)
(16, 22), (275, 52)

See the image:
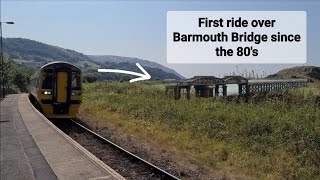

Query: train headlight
(42, 91), (52, 95)
(72, 91), (81, 96)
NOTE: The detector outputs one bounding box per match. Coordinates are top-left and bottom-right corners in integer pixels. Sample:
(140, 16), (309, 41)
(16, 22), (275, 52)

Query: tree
(120, 75), (131, 83)
(83, 74), (97, 83)
(1, 58), (32, 93)
(13, 72), (29, 92)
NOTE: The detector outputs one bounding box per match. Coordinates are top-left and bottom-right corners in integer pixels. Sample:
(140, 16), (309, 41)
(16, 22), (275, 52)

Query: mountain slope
(89, 55), (184, 79)
(3, 38), (90, 64)
(267, 66), (320, 82)
(3, 38), (183, 81)
(97, 61), (181, 80)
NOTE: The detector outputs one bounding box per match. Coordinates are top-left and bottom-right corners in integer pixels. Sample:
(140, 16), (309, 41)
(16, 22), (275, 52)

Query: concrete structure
(166, 76), (308, 100)
(223, 76), (249, 95)
(165, 76), (225, 100)
(0, 94), (125, 180)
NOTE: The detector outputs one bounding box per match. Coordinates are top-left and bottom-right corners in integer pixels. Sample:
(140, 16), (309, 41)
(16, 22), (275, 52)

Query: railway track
(52, 119), (180, 180)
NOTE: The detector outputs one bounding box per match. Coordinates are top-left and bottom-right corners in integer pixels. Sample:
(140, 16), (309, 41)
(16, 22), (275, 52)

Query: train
(29, 62), (82, 119)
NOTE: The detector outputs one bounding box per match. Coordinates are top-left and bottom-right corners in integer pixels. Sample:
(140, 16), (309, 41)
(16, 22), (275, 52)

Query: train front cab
(39, 63), (81, 119)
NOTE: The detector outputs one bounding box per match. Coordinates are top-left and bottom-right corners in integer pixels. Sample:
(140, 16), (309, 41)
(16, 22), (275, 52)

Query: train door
(53, 67), (71, 115)
(56, 72), (68, 103)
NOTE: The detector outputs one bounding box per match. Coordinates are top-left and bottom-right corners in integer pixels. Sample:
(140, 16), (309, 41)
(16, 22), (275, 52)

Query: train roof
(40, 61), (81, 71)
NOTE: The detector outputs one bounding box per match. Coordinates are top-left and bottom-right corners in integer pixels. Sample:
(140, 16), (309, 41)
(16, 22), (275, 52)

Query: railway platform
(0, 94), (124, 180)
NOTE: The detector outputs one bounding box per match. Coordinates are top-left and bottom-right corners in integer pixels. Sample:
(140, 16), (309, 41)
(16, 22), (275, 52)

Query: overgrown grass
(80, 82), (320, 179)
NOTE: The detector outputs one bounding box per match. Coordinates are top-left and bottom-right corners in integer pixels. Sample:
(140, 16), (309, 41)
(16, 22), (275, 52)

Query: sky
(2, 0), (320, 78)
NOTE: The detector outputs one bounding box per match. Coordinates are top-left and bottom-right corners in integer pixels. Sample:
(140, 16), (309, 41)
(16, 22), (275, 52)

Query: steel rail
(69, 119), (180, 180)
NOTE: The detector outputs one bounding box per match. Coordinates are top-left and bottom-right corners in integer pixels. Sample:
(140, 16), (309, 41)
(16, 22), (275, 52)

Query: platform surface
(0, 94), (124, 180)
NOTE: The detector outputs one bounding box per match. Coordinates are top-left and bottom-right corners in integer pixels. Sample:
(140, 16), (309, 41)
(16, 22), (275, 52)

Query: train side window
(35, 78), (39, 88)
(42, 72), (53, 89)
(72, 72), (81, 90)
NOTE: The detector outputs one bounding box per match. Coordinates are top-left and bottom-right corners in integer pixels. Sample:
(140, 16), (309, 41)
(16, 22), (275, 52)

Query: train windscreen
(71, 72), (81, 90)
(42, 70), (53, 89)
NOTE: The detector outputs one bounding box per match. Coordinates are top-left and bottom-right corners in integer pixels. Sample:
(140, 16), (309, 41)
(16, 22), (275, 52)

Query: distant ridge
(267, 66), (320, 82)
(3, 38), (89, 64)
(3, 37), (184, 81)
(89, 55), (184, 79)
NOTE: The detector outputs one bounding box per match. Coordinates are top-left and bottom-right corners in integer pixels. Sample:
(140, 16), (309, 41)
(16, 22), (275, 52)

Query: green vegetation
(79, 60), (101, 69)
(80, 82), (320, 179)
(0, 59), (32, 94)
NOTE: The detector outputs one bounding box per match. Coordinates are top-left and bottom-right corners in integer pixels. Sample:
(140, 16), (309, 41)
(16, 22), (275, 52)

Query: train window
(72, 72), (81, 90)
(42, 72), (53, 89)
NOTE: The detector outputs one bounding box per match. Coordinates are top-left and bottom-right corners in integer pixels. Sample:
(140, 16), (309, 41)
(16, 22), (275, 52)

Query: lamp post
(0, 21), (14, 98)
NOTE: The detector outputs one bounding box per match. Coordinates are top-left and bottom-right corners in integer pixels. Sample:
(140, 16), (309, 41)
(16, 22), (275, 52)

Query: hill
(2, 38), (183, 81)
(3, 38), (94, 68)
(89, 55), (184, 79)
(267, 66), (320, 82)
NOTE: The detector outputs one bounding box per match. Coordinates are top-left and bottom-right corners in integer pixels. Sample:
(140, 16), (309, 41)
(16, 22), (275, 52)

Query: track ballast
(52, 119), (180, 180)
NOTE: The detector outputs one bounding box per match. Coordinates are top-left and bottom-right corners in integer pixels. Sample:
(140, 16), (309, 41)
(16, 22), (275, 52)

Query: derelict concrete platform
(1, 94), (124, 180)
